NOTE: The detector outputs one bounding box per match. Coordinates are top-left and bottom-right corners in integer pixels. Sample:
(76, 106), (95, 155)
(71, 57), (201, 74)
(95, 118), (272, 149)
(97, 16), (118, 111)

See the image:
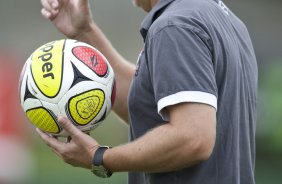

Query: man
(38, 0), (258, 183)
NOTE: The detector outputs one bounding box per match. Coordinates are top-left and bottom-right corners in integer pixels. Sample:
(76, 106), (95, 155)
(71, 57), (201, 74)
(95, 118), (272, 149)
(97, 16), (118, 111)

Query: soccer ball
(19, 39), (116, 136)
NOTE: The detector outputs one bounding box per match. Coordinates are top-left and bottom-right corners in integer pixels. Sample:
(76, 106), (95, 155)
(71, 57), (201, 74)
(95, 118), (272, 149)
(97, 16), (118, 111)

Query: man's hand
(41, 0), (95, 39)
(36, 116), (99, 169)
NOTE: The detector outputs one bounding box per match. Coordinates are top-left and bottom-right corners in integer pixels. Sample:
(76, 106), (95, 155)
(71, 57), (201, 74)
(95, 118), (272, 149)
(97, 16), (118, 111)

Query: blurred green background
(0, 0), (281, 183)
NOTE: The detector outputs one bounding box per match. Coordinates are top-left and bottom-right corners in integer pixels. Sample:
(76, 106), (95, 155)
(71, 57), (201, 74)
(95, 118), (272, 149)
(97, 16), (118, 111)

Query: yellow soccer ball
(19, 39), (116, 136)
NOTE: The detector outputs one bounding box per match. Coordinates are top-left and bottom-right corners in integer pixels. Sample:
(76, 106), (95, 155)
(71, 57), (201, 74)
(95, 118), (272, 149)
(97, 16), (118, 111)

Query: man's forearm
(102, 103), (216, 173)
(103, 123), (209, 173)
(75, 23), (135, 123)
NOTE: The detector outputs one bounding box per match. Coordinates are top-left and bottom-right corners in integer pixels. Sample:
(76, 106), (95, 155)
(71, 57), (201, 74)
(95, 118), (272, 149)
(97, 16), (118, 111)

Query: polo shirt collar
(140, 0), (175, 39)
(140, 0), (221, 39)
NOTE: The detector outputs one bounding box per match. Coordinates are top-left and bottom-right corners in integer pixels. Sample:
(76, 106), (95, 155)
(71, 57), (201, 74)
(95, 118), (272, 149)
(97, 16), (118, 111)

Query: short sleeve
(147, 25), (218, 121)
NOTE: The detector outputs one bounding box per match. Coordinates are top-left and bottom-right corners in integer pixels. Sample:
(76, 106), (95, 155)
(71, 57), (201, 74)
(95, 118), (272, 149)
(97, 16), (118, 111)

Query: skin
(132, 0), (159, 12)
(38, 0), (216, 173)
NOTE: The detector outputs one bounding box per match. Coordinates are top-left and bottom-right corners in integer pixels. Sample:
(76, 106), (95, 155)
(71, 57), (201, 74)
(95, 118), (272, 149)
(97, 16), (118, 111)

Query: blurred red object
(0, 51), (27, 139)
(0, 50), (34, 184)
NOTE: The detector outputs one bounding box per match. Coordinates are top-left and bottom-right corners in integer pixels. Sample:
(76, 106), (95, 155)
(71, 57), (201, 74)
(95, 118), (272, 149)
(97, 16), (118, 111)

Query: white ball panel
(19, 58), (31, 107)
(59, 56), (74, 98)
(105, 76), (115, 115)
(23, 98), (42, 112)
(41, 100), (59, 117)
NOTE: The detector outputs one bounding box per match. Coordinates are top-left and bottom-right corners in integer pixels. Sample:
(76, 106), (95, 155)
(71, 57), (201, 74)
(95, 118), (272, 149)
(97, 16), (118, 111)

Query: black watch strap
(93, 146), (109, 166)
(92, 146), (112, 178)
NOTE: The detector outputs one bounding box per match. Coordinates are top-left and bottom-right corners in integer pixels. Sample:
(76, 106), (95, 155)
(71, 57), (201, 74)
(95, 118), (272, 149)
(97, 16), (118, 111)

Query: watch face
(92, 165), (111, 178)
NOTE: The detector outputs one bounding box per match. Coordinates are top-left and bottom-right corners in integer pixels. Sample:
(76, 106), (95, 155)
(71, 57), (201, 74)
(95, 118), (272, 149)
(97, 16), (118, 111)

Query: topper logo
(31, 40), (65, 98)
(38, 42), (55, 79)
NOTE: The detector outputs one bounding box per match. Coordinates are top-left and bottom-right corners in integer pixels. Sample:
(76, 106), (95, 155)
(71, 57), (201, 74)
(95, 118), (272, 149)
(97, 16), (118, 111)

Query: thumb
(58, 116), (81, 137)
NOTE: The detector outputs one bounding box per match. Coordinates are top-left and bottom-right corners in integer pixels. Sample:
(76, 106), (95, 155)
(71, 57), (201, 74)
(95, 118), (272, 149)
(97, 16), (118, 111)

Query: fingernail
(57, 114), (62, 119)
(45, 11), (51, 17)
(51, 2), (58, 8)
(58, 116), (67, 125)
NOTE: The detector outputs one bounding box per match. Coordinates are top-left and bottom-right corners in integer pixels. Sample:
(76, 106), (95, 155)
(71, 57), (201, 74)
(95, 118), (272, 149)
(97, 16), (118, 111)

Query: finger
(41, 0), (55, 12)
(58, 116), (82, 138)
(41, 0), (59, 17)
(41, 8), (59, 21)
(41, 0), (59, 10)
(51, 148), (63, 159)
(36, 128), (64, 151)
(50, 0), (59, 9)
(41, 8), (52, 19)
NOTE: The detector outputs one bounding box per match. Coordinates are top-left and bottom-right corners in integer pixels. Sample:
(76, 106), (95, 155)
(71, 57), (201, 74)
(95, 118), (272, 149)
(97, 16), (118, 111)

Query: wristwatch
(91, 146), (112, 178)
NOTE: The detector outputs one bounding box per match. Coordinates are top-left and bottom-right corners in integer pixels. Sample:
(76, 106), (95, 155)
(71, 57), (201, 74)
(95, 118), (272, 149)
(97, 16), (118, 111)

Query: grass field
(29, 149), (281, 184)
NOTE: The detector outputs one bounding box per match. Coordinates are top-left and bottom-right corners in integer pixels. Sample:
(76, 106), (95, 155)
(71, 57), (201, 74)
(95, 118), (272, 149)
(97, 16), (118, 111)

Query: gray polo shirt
(128, 0), (257, 183)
